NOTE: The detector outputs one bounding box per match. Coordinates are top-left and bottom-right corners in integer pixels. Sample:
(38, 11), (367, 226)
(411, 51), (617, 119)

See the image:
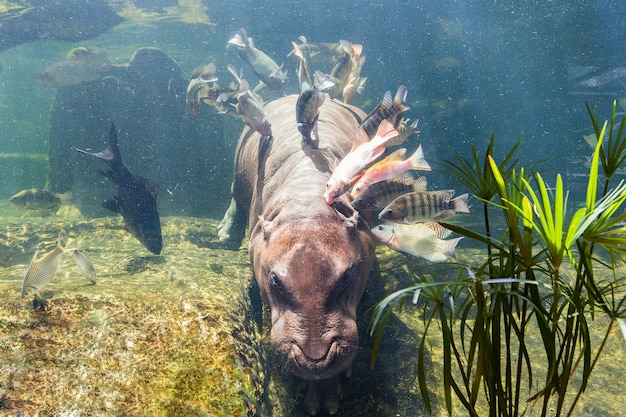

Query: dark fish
(379, 190), (470, 223)
(9, 188), (71, 210)
(295, 71), (335, 143)
(359, 85), (410, 139)
(76, 123), (163, 254)
(21, 236), (65, 297)
(351, 176), (427, 212)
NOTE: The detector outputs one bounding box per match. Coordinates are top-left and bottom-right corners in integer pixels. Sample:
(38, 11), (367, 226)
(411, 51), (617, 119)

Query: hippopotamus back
(219, 94), (375, 413)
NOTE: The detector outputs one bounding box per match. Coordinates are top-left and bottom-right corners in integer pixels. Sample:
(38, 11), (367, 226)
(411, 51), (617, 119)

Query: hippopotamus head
(250, 204), (375, 380)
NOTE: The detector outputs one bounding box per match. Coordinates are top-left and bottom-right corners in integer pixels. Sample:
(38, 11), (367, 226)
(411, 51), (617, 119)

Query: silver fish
(227, 28), (288, 94)
(372, 222), (462, 263)
(379, 191), (470, 223)
(72, 249), (96, 284)
(227, 65), (272, 137)
(36, 49), (111, 89)
(21, 237), (65, 297)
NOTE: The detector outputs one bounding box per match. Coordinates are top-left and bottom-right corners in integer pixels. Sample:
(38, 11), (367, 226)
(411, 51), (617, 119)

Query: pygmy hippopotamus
(218, 94), (375, 415)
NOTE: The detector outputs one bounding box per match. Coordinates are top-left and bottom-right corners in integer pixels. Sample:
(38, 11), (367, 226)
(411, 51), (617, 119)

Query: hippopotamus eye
(270, 272), (283, 292)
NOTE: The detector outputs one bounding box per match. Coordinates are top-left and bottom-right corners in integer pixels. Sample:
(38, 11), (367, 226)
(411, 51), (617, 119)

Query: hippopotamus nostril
(300, 340), (336, 362)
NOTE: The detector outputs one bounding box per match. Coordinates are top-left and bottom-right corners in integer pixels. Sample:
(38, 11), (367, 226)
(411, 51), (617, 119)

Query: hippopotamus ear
(257, 215), (274, 240)
(331, 200), (360, 229)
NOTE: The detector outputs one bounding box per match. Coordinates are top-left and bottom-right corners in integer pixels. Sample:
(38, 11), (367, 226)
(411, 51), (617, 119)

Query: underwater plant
(370, 102), (626, 417)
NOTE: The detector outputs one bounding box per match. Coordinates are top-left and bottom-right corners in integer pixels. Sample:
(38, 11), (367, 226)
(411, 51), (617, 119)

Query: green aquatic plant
(371, 105), (626, 417)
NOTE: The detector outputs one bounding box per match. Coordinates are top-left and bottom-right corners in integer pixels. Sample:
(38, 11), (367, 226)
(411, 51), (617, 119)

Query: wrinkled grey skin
(219, 95), (375, 415)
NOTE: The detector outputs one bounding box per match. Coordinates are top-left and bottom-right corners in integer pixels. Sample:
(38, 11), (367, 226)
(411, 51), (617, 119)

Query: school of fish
(186, 28), (470, 261)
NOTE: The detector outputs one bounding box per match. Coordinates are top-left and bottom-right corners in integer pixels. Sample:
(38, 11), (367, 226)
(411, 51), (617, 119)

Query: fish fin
(103, 197), (122, 213)
(353, 127), (369, 149)
(351, 43), (363, 61)
(139, 176), (159, 198)
(58, 191), (73, 202)
(433, 210), (457, 221)
(227, 28), (247, 48)
(227, 64), (242, 85)
(292, 42), (304, 60)
(313, 71), (335, 92)
(393, 85), (410, 113)
(413, 176), (428, 191)
(445, 237), (464, 259)
(407, 145), (431, 171)
(374, 119), (399, 145)
(453, 193), (471, 213)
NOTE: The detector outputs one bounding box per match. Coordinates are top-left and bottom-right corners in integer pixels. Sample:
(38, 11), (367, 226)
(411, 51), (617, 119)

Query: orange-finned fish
(379, 190), (470, 223)
(350, 145), (431, 198)
(371, 222), (462, 263)
(21, 237), (65, 297)
(324, 119), (399, 205)
(351, 176), (428, 212)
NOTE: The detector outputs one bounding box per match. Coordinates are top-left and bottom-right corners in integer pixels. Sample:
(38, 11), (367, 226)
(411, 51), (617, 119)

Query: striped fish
(359, 85), (410, 139)
(21, 237), (65, 297)
(351, 176), (427, 212)
(378, 191), (470, 223)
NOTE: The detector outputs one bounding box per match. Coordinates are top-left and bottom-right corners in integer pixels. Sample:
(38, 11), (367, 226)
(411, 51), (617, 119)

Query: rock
(0, 0), (123, 51)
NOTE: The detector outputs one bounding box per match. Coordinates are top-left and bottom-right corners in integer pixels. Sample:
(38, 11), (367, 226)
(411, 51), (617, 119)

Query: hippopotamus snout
(273, 309), (359, 379)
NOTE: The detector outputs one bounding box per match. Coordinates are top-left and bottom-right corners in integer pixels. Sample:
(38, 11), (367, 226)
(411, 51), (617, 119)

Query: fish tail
(453, 193), (471, 213)
(393, 85), (410, 113)
(75, 122), (121, 163)
(228, 28), (248, 48)
(445, 237), (464, 259)
(408, 145), (431, 171)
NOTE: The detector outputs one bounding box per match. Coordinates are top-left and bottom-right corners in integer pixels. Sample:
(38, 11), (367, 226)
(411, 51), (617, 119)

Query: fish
(291, 40), (312, 90)
(227, 65), (272, 137)
(227, 28), (288, 94)
(72, 249), (96, 284)
(350, 145), (431, 198)
(379, 190), (470, 223)
(342, 75), (367, 104)
(359, 86), (410, 139)
(295, 71), (335, 143)
(21, 236), (65, 297)
(371, 222), (462, 263)
(351, 176), (427, 212)
(325, 40), (362, 99)
(36, 48), (111, 88)
(577, 67), (626, 89)
(9, 188), (72, 210)
(186, 63), (219, 117)
(391, 118), (420, 146)
(76, 123), (163, 254)
(324, 119), (399, 205)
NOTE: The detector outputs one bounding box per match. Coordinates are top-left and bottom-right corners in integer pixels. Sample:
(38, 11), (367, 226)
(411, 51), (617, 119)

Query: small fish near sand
(21, 236), (65, 297)
(9, 188), (72, 210)
(76, 123), (163, 254)
(72, 249), (97, 284)
(372, 222), (462, 263)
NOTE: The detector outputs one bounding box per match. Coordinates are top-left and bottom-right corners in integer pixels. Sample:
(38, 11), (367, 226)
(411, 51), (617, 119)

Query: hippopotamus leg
(217, 184), (247, 249)
(304, 376), (341, 416)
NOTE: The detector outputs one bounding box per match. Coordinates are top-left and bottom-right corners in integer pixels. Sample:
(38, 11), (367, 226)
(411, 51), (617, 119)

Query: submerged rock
(0, 0), (122, 51)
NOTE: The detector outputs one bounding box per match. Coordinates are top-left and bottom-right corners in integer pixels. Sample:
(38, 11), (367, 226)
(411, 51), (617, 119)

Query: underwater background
(1, 0), (625, 416)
